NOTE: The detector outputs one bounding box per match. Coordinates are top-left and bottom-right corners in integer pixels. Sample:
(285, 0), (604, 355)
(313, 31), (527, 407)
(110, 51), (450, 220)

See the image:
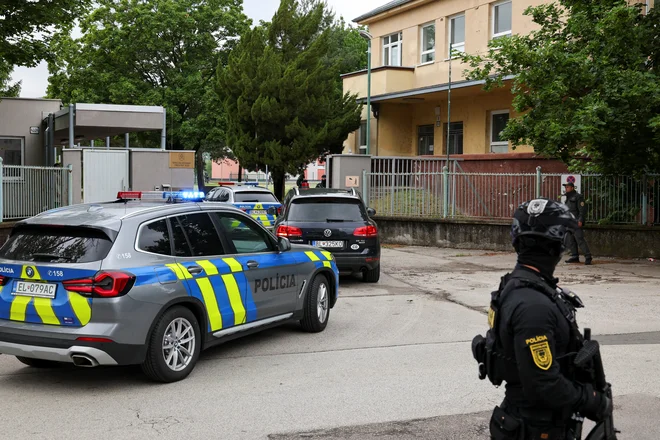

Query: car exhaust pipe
(71, 354), (99, 368)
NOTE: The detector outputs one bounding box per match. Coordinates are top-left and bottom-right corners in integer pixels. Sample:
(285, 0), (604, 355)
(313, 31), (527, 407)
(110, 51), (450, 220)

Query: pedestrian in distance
(471, 198), (612, 440)
(316, 174), (327, 188)
(562, 181), (592, 265)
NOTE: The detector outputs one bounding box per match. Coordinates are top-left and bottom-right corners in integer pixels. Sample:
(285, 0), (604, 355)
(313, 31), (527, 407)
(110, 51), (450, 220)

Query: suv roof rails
(294, 187), (300, 196)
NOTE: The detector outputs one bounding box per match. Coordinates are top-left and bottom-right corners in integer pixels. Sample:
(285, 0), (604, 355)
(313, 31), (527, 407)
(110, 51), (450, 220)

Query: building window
(383, 32), (402, 67)
(492, 0), (512, 39)
(646, 0), (651, 13)
(420, 23), (435, 64)
(490, 111), (510, 153)
(418, 125), (434, 156)
(0, 137), (24, 167)
(449, 14), (465, 56)
(358, 120), (368, 154)
(444, 122), (464, 155)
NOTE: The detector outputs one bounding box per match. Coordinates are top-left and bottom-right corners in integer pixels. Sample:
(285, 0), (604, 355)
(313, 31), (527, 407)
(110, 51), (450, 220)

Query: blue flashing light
(163, 191), (205, 200)
(244, 182), (259, 187)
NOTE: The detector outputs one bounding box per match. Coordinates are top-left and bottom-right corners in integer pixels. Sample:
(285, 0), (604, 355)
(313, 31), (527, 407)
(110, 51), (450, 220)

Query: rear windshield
(0, 227), (113, 263)
(288, 198), (366, 222)
(234, 191), (278, 203)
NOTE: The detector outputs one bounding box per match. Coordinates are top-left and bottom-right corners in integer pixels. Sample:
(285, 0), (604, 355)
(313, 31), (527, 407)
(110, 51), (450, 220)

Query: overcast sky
(11, 0), (383, 98)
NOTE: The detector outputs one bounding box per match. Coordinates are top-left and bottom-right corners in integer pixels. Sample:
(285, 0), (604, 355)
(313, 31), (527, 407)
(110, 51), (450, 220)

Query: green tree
(217, 0), (363, 200)
(462, 0), (660, 177)
(47, 0), (250, 187)
(0, 61), (20, 97)
(1, 0), (89, 68)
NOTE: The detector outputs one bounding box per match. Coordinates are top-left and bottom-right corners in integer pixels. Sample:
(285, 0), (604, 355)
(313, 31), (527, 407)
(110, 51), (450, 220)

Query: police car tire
(363, 265), (380, 283)
(300, 274), (330, 333)
(141, 306), (201, 383)
(15, 356), (63, 368)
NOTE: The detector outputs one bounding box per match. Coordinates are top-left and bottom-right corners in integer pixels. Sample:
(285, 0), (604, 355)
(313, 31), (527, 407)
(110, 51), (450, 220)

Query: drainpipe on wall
(68, 104), (74, 150)
(161, 108), (167, 150)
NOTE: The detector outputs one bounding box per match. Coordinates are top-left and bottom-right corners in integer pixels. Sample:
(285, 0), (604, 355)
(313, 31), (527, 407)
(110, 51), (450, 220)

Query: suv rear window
(234, 191), (278, 203)
(0, 226), (113, 263)
(288, 198), (366, 222)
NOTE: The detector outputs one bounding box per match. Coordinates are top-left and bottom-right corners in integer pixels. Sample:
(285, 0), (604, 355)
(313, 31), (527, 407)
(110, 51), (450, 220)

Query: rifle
(572, 328), (619, 440)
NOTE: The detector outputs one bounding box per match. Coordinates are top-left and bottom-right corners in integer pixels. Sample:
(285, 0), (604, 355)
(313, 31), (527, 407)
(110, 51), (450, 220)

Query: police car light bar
(117, 191), (205, 201)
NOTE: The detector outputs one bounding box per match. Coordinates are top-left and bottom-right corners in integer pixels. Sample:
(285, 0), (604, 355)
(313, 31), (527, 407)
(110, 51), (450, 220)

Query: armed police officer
(563, 181), (592, 265)
(472, 199), (612, 440)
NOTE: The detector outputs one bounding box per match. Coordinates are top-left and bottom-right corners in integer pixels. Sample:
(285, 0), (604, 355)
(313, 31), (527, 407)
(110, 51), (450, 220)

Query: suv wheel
(300, 274), (330, 333)
(141, 306), (201, 383)
(363, 265), (380, 283)
(15, 356), (63, 368)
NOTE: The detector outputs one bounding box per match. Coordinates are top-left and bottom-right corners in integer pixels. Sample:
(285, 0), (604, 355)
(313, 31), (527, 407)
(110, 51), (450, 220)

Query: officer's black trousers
(565, 227), (591, 258)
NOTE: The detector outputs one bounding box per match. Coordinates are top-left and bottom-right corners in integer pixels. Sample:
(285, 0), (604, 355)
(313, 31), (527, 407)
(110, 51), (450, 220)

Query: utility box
(328, 154), (371, 189)
(327, 154), (372, 205)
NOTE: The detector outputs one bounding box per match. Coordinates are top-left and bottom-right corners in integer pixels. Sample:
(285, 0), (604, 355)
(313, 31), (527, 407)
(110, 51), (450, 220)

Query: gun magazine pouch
(490, 405), (524, 440)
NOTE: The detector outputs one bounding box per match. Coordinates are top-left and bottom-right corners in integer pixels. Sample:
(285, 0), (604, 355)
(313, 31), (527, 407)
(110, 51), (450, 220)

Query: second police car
(204, 183), (282, 231)
(0, 190), (338, 383)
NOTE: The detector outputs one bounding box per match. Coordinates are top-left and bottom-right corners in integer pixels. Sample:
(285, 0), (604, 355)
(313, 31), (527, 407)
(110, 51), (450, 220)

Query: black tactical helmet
(511, 198), (578, 248)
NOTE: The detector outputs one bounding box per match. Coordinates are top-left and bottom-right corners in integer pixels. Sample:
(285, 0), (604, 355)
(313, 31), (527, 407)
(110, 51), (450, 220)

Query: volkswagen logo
(25, 267), (35, 278)
(323, 229), (332, 237)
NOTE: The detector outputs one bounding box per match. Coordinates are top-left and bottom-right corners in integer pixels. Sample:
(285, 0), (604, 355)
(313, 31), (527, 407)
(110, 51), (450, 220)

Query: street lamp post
(359, 30), (373, 156)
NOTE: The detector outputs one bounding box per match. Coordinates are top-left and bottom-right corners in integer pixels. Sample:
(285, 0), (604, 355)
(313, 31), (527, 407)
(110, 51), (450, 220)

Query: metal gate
(82, 149), (129, 203)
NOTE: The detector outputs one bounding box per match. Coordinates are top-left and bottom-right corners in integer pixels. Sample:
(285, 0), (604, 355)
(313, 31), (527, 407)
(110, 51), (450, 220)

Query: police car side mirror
(277, 237), (292, 252)
(367, 208), (376, 217)
(267, 207), (277, 216)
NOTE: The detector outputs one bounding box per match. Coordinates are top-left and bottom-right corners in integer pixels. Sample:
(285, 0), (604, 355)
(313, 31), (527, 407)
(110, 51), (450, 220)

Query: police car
(205, 183), (282, 231)
(0, 191), (339, 383)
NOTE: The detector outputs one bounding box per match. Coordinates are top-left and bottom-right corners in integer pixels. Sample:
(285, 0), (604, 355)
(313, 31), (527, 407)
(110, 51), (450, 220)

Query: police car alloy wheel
(162, 317), (196, 372)
(141, 306), (202, 383)
(317, 283), (329, 325)
(300, 274), (330, 333)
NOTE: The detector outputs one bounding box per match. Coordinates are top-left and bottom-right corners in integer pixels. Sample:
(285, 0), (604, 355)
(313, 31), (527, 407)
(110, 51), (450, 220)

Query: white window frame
(382, 32), (403, 67)
(420, 22), (435, 65)
(358, 120), (368, 154)
(490, 110), (510, 153)
(0, 136), (25, 181)
(646, 0), (651, 14)
(492, 0), (513, 39)
(448, 13), (466, 58)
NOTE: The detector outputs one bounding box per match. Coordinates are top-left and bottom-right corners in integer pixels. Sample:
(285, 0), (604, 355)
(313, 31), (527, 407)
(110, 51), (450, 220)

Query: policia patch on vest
(526, 335), (552, 370)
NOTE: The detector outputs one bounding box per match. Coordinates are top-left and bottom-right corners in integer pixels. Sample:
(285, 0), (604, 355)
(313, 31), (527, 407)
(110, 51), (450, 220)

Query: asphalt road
(0, 247), (658, 439)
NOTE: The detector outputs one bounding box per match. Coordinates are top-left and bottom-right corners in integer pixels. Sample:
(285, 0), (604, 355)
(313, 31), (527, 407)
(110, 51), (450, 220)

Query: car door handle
(187, 265), (204, 275)
(246, 260), (259, 269)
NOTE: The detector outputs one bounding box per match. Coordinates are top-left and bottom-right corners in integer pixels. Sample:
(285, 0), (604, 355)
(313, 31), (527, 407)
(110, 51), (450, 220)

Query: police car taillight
(0, 275), (8, 286)
(63, 271), (136, 298)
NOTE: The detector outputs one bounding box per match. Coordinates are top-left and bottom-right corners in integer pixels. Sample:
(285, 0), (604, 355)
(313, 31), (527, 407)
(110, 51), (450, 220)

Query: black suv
(274, 188), (380, 283)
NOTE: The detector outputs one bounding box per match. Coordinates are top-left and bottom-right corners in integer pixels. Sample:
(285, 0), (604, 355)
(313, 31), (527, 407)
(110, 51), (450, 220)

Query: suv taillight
(63, 271), (135, 298)
(353, 225), (378, 237)
(276, 225), (302, 238)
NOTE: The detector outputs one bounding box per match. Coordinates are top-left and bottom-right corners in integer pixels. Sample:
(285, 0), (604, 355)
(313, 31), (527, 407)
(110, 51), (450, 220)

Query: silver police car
(0, 191), (339, 383)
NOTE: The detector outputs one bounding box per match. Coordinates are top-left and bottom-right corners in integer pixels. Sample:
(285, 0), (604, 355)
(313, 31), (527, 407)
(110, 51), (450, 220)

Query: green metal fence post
(536, 166), (542, 198)
(442, 165), (449, 218)
(361, 169), (368, 206)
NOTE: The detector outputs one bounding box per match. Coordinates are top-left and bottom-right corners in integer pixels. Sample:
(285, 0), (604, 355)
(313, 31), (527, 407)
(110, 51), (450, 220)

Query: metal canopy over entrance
(44, 103), (166, 166)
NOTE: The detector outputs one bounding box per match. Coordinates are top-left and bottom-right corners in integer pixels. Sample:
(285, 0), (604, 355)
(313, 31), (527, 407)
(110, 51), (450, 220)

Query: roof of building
(353, 0), (415, 23)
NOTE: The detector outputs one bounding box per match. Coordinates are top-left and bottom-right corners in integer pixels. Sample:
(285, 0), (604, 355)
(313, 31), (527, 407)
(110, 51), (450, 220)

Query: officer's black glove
(580, 383), (613, 422)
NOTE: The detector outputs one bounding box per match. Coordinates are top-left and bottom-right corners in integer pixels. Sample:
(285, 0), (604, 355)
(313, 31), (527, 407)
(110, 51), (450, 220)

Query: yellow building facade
(342, 0), (655, 157)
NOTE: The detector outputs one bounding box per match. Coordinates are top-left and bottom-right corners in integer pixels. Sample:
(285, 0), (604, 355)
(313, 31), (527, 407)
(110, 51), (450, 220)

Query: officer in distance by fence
(471, 198), (613, 440)
(562, 180), (592, 266)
